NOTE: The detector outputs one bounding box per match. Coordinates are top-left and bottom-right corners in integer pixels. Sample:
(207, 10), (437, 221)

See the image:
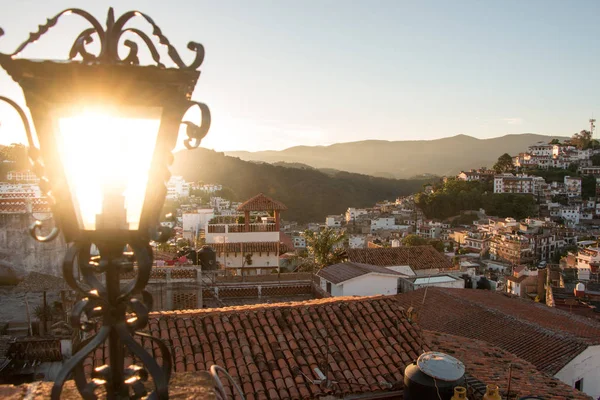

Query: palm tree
(295, 228), (346, 272)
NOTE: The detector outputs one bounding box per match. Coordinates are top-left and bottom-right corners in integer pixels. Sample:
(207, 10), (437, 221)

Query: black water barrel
(198, 246), (217, 270)
(404, 352), (465, 400)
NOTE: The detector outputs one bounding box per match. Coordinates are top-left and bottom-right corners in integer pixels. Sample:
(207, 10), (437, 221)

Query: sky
(0, 0), (598, 152)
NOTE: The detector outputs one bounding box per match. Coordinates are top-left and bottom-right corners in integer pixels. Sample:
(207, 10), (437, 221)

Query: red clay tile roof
(396, 288), (600, 375)
(347, 246), (453, 271)
(237, 193), (288, 212)
(89, 296), (429, 399)
(424, 331), (592, 400)
(505, 274), (531, 283)
(317, 262), (405, 284)
(209, 242), (288, 254)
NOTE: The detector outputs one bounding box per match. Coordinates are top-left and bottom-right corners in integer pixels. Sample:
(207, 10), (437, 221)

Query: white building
(317, 262), (404, 296)
(560, 206), (581, 225)
(0, 183), (43, 198)
(210, 196), (231, 212)
(370, 217), (396, 231)
(576, 247), (600, 281)
(198, 183), (222, 194)
(345, 207), (368, 222)
(182, 209), (215, 241)
(348, 235), (366, 249)
(564, 176), (582, 198)
(166, 176), (190, 200)
(292, 234), (306, 249)
(528, 142), (554, 157)
(206, 193), (286, 275)
(6, 170), (39, 184)
(494, 174), (544, 195)
(325, 215), (343, 228)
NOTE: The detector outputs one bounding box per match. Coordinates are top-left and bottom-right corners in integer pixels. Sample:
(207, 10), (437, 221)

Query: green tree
(549, 139), (561, 145)
(493, 153), (514, 174)
(428, 239), (445, 253)
(402, 234), (428, 246)
(581, 175), (596, 199)
(570, 130), (593, 149)
(296, 228), (346, 271)
(591, 154), (600, 166)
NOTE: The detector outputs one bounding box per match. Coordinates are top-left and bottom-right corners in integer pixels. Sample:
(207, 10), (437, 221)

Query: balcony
(207, 223), (277, 233)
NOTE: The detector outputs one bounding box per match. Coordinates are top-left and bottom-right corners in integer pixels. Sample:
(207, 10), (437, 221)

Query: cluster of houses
(513, 141), (594, 170)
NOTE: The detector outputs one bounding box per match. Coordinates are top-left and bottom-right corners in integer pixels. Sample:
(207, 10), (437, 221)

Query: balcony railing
(207, 223), (277, 233)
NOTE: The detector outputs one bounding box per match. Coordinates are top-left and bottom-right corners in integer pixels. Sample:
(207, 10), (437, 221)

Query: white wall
(220, 253), (279, 270)
(386, 265), (415, 276)
(413, 279), (464, 290)
(554, 345), (600, 399)
(206, 231), (279, 243)
(340, 274), (399, 296)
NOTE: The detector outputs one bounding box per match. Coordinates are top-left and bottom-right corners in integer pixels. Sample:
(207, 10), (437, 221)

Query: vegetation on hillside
(415, 178), (537, 220)
(172, 148), (434, 223)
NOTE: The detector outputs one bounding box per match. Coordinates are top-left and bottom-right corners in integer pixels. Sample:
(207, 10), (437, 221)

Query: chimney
(537, 264), (547, 301)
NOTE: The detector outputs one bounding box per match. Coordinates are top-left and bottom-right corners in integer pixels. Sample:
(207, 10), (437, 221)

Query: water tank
(198, 246), (217, 270)
(575, 282), (585, 297)
(404, 352), (465, 400)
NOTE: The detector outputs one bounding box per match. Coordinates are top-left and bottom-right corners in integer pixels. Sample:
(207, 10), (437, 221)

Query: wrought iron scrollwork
(0, 96), (61, 242)
(182, 101), (211, 149)
(53, 241), (171, 400)
(0, 7), (204, 70)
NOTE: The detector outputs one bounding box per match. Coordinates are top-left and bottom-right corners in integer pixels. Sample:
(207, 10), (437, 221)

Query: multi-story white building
(560, 206), (580, 225)
(370, 217), (396, 231)
(494, 174), (544, 195)
(528, 142), (554, 157)
(166, 176), (190, 200)
(182, 209), (215, 241)
(206, 193), (287, 275)
(345, 207), (369, 222)
(210, 196), (231, 212)
(198, 183), (222, 194)
(325, 215), (343, 227)
(576, 247), (600, 281)
(564, 176), (582, 198)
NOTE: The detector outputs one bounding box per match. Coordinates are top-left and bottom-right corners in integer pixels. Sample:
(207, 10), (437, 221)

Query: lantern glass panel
(54, 106), (162, 231)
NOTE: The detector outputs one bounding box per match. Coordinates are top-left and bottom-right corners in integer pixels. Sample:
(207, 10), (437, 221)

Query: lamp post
(0, 8), (210, 399)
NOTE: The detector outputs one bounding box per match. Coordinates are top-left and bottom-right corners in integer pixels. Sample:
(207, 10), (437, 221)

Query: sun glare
(56, 108), (161, 230)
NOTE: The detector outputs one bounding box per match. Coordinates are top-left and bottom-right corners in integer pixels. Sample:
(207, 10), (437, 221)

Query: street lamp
(0, 8), (210, 399)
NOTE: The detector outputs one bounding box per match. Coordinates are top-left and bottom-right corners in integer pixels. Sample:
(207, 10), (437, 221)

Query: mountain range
(171, 148), (432, 222)
(226, 134), (568, 178)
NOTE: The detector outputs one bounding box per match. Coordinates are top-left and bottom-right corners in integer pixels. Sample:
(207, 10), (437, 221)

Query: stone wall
(0, 214), (66, 280)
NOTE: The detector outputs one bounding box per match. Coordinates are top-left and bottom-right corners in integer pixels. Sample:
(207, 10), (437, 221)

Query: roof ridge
(149, 294), (403, 318)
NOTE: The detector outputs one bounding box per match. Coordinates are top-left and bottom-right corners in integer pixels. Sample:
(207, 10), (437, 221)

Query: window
(326, 282), (332, 294)
(574, 378), (583, 391)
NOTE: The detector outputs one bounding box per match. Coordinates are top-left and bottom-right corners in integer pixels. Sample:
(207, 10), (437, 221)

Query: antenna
(590, 118), (596, 139)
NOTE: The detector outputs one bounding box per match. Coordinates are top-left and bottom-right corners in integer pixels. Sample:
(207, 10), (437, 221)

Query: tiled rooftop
(237, 193), (288, 212)
(317, 262), (405, 284)
(346, 246), (453, 271)
(89, 296), (429, 400)
(396, 288), (600, 375)
(424, 331), (592, 400)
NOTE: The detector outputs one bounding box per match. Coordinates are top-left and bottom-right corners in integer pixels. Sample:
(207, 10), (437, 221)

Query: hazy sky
(0, 0), (598, 151)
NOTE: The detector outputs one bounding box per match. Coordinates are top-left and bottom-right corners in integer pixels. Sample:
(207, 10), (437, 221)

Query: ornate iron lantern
(0, 8), (210, 399)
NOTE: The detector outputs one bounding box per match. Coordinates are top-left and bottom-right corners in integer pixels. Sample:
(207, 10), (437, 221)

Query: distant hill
(171, 148), (433, 223)
(226, 134), (569, 178)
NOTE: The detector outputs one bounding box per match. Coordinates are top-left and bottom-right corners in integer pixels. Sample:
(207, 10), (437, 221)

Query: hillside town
(1, 128), (600, 398)
(1, 3), (600, 399)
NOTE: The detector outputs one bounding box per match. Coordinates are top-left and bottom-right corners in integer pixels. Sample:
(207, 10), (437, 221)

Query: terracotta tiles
(424, 331), (592, 400)
(237, 193), (288, 212)
(347, 246), (453, 271)
(91, 296), (427, 399)
(396, 288), (600, 375)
